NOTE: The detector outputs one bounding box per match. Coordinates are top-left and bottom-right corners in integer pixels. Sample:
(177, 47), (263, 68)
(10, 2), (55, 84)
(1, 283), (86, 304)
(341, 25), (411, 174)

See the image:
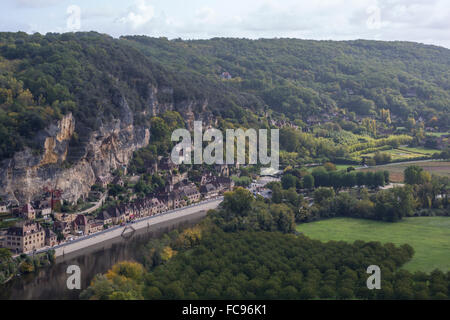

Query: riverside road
(32, 197), (224, 258)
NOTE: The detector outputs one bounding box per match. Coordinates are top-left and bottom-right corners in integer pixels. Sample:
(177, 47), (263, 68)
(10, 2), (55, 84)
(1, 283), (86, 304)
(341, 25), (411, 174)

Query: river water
(0, 211), (206, 300)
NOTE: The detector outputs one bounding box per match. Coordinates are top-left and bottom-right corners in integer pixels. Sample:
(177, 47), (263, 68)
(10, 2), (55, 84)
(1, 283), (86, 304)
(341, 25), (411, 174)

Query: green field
(427, 132), (449, 137)
(297, 217), (450, 273)
(362, 147), (438, 161)
(398, 147), (440, 155)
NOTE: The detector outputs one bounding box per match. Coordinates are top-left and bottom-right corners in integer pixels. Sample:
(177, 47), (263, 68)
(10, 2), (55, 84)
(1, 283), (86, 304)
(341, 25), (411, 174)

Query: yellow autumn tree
(175, 225), (203, 249)
(160, 246), (177, 262)
(105, 261), (145, 281)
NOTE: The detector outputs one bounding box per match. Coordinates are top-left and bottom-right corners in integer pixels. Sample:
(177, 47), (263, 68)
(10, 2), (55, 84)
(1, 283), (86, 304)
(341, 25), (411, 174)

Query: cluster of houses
(0, 159), (236, 254)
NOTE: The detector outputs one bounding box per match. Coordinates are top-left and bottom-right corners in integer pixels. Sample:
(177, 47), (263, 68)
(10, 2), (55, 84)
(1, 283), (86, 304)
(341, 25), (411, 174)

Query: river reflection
(0, 212), (206, 300)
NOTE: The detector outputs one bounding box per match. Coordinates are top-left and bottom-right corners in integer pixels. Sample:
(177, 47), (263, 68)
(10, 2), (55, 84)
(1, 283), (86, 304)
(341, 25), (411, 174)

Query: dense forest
(125, 36), (450, 122)
(83, 230), (438, 300)
(0, 32), (449, 161)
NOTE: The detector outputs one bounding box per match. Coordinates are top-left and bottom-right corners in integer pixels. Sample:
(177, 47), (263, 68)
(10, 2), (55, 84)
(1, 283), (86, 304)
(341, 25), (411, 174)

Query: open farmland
(359, 160), (450, 182)
(360, 147), (439, 161)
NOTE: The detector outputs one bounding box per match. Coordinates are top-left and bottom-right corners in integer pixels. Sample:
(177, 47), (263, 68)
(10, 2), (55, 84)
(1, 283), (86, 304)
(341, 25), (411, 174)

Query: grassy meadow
(297, 217), (450, 273)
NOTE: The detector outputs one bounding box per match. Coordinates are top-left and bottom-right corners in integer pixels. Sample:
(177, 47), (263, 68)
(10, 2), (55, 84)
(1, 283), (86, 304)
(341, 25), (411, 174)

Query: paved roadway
(32, 196), (223, 258)
(77, 193), (107, 215)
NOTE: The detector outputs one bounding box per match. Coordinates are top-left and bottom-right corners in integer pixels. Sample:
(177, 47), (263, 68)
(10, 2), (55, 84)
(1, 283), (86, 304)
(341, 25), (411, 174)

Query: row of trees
(279, 167), (389, 191)
(298, 186), (415, 223)
(296, 167), (449, 223)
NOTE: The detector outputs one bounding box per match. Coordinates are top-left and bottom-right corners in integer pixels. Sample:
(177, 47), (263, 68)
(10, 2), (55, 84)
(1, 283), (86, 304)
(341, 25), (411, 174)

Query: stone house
(54, 221), (72, 238)
(89, 221), (103, 233)
(4, 221), (45, 253)
(54, 213), (76, 223)
(200, 183), (219, 198)
(17, 203), (36, 220)
(179, 184), (201, 203)
(0, 202), (9, 213)
(96, 211), (113, 225)
(112, 176), (125, 187)
(106, 206), (127, 224)
(213, 176), (235, 193)
(162, 191), (186, 210)
(71, 214), (91, 235)
(35, 200), (52, 219)
(45, 228), (57, 247)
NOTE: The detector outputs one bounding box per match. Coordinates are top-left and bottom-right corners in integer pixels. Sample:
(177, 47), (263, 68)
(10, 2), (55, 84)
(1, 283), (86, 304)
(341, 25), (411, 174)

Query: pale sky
(1, 0), (449, 48)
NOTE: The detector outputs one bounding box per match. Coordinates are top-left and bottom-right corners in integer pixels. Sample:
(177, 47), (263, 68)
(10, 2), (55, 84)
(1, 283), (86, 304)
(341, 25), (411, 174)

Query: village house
(133, 197), (167, 218)
(35, 199), (52, 219)
(17, 203), (36, 220)
(212, 176), (235, 193)
(200, 183), (219, 198)
(54, 221), (72, 238)
(200, 174), (209, 185)
(112, 176), (125, 187)
(54, 213), (76, 223)
(95, 175), (111, 189)
(71, 214), (104, 235)
(44, 228), (57, 247)
(154, 197), (168, 214)
(72, 214), (91, 235)
(179, 184), (201, 203)
(161, 190), (186, 210)
(106, 206), (128, 224)
(96, 211), (113, 226)
(0, 201), (9, 213)
(89, 221), (103, 233)
(4, 221), (45, 253)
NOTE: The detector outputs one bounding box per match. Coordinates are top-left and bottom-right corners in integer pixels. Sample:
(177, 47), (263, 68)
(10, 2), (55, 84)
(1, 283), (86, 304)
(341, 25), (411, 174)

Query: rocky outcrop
(0, 105), (149, 206)
(0, 86), (215, 206)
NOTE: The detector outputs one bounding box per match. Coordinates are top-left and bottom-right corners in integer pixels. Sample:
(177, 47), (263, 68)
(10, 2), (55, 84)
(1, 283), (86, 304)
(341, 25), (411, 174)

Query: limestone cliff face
(0, 100), (149, 205)
(0, 86), (214, 206)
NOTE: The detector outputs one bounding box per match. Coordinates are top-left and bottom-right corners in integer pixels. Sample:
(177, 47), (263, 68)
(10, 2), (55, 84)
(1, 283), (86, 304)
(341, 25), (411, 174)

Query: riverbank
(32, 197), (223, 258)
(1, 210), (211, 299)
